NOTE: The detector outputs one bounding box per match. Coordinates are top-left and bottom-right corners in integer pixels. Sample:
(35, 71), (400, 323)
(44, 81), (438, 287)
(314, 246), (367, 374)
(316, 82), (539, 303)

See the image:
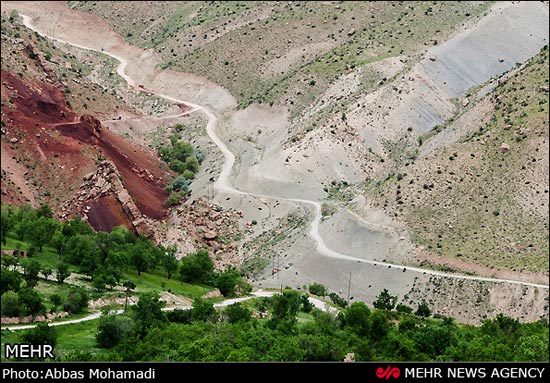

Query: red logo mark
(376, 365), (401, 380)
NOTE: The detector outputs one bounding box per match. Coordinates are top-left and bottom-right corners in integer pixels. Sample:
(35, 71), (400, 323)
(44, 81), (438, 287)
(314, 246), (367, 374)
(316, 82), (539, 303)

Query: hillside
(367, 49), (549, 275)
(1, 1), (548, 327)
(0, 14), (170, 233)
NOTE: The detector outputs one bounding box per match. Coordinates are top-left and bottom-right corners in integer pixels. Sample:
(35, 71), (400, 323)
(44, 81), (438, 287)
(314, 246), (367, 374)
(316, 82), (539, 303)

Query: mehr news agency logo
(375, 365), (546, 380)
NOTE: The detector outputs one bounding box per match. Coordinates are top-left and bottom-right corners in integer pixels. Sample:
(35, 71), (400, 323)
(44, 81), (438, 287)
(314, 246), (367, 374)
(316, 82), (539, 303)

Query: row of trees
(1, 204), (247, 298)
(35, 290), (544, 362)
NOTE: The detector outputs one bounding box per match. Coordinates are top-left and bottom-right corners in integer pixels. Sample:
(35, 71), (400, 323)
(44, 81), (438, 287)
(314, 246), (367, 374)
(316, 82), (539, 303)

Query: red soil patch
(56, 115), (169, 219)
(1, 69), (169, 227)
(87, 195), (135, 232)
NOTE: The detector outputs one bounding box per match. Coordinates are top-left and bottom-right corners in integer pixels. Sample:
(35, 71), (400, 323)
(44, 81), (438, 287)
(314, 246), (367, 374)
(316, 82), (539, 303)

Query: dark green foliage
(223, 302), (251, 324)
(167, 309), (192, 324)
(21, 259), (41, 288)
(1, 291), (21, 317)
(157, 131), (202, 207)
(215, 269), (240, 297)
(1, 206), (14, 245)
(269, 291), (301, 332)
(96, 314), (133, 348)
(416, 301), (432, 317)
(63, 288), (89, 314)
(328, 292), (348, 308)
(373, 289), (398, 311)
(163, 192), (184, 207)
(308, 282), (327, 297)
(18, 288), (45, 317)
(1, 267), (23, 293)
(22, 322), (57, 349)
(50, 294), (62, 310)
(396, 303), (413, 314)
(343, 302), (371, 336)
(179, 249), (214, 284)
(130, 237), (156, 276)
(190, 298), (218, 322)
(56, 262), (70, 284)
(133, 292), (166, 336)
(301, 294), (314, 313)
(162, 245), (179, 279)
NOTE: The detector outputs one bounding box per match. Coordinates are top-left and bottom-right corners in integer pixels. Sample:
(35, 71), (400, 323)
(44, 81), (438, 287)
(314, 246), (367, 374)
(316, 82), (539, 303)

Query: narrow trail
(20, 15), (549, 291)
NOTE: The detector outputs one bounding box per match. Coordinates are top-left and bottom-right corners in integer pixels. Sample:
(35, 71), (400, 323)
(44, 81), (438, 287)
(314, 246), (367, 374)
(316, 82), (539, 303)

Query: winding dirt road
(2, 290), (339, 331)
(19, 14), (549, 294)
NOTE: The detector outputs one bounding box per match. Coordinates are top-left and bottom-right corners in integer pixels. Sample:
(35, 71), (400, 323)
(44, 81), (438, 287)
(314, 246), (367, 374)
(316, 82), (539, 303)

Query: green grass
(123, 267), (210, 298)
(0, 319), (101, 361)
(2, 237), (71, 271)
(54, 319), (100, 354)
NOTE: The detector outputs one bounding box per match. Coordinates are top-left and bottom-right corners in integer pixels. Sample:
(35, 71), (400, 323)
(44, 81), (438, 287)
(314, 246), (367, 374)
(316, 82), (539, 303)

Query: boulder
(203, 230), (217, 240)
(499, 143), (510, 153)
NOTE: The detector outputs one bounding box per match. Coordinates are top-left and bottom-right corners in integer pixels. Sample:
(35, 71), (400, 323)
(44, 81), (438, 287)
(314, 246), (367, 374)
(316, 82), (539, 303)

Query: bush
(64, 288), (89, 314)
(1, 291), (21, 317)
(22, 322), (57, 349)
(308, 283), (327, 297)
(328, 292), (348, 308)
(96, 314), (133, 348)
(164, 192), (184, 208)
(396, 303), (413, 314)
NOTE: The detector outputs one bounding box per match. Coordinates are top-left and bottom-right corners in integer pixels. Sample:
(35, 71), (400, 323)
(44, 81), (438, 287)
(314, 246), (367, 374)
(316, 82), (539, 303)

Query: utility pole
(277, 253), (280, 280)
(347, 271), (352, 305)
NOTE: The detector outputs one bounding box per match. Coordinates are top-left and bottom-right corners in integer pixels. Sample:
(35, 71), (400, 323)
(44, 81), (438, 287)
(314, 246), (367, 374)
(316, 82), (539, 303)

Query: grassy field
(123, 267), (210, 298)
(0, 319), (100, 360)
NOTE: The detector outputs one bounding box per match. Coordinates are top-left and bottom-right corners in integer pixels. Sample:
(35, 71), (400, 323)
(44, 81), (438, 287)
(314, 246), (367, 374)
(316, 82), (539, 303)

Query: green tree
(64, 288), (89, 314)
(223, 302), (251, 324)
(21, 258), (41, 288)
(18, 288), (45, 317)
(56, 262), (70, 284)
(22, 322), (57, 349)
(50, 294), (62, 311)
(50, 230), (66, 256)
(182, 169), (195, 180)
(27, 216), (58, 252)
(179, 250), (214, 284)
(396, 303), (413, 314)
(130, 238), (154, 276)
(96, 314), (133, 348)
(1, 291), (22, 317)
(215, 269), (240, 297)
(184, 156), (199, 173)
(370, 311), (390, 341)
(61, 216), (92, 237)
(308, 282), (328, 297)
(328, 292), (348, 308)
(162, 245), (179, 279)
(373, 289), (397, 311)
(36, 204), (53, 218)
(416, 301), (432, 318)
(41, 266), (53, 281)
(123, 280), (136, 310)
(0, 207), (14, 245)
(191, 297), (218, 322)
(1, 267), (23, 293)
(301, 294), (314, 313)
(344, 302), (371, 336)
(269, 291), (301, 332)
(133, 292), (166, 336)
